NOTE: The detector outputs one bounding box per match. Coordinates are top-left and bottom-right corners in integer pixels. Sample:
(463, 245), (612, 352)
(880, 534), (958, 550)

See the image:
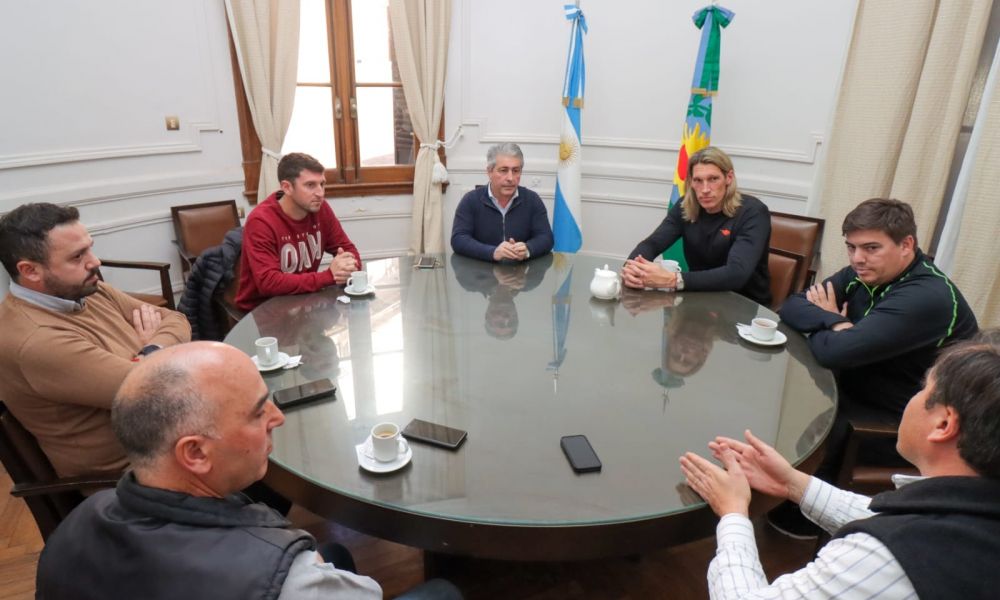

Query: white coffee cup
(662, 259), (681, 273)
(370, 422), (409, 462)
(346, 270), (368, 293)
(255, 337), (279, 366)
(750, 317), (778, 341)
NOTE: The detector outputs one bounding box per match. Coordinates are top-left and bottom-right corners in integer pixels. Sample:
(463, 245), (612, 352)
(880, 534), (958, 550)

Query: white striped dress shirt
(707, 476), (918, 599)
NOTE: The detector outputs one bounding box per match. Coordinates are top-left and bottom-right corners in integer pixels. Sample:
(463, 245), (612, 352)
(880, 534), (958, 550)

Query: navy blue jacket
(780, 250), (978, 415)
(451, 185), (553, 262)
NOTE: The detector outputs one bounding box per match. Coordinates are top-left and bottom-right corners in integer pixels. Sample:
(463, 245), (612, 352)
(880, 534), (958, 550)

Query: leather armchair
(0, 402), (119, 540)
(767, 247), (805, 310)
(770, 212), (824, 291)
(171, 200), (241, 280)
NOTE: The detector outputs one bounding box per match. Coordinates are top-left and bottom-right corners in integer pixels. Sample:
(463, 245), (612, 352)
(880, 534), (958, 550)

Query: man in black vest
(680, 333), (1000, 600)
(36, 341), (461, 600)
(773, 197), (978, 538)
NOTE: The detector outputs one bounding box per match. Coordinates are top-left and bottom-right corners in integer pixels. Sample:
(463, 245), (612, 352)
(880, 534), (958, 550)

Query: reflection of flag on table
(548, 253), (573, 383)
(552, 4), (587, 253)
(662, 5), (734, 266)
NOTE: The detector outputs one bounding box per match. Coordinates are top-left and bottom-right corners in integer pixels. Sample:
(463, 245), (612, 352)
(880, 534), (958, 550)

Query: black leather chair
(0, 402), (119, 540)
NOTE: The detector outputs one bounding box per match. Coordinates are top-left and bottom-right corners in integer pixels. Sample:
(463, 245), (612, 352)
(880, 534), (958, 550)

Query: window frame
(229, 0), (439, 203)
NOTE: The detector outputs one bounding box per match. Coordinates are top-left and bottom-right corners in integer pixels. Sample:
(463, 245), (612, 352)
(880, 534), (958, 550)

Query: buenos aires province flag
(552, 4), (587, 253)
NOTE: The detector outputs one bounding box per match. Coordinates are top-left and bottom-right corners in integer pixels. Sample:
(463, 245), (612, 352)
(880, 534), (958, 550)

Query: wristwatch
(137, 344), (161, 357)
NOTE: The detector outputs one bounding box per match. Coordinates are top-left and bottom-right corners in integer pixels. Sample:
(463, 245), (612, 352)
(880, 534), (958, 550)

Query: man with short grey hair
(37, 341), (462, 600)
(451, 142), (553, 262)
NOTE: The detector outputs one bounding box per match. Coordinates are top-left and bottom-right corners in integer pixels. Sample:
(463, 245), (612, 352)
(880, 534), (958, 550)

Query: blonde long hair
(681, 146), (742, 223)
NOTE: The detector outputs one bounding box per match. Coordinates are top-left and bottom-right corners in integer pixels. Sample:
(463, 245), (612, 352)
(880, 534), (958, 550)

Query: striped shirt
(708, 476), (918, 599)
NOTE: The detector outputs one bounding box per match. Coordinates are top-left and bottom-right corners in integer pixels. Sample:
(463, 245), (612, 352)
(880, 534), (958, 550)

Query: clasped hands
(622, 256), (677, 290)
(329, 247), (359, 284)
(494, 238), (530, 262)
(678, 429), (811, 518)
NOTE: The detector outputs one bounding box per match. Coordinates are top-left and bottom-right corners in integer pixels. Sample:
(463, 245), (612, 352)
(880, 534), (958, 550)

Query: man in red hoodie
(236, 153), (361, 311)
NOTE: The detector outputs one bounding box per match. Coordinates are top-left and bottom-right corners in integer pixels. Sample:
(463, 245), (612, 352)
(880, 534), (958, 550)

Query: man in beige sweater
(0, 203), (191, 478)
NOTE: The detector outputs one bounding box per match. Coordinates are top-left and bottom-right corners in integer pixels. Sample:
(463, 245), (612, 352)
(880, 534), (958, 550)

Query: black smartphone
(402, 418), (468, 450)
(272, 379), (336, 410)
(414, 255), (436, 269)
(560, 435), (602, 473)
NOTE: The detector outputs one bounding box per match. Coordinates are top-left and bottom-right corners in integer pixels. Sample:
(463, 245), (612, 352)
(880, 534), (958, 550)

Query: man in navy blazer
(450, 142), (553, 262)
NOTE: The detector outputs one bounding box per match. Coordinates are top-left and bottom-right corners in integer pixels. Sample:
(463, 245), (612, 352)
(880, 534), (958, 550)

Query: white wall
(443, 0), (857, 258)
(0, 1), (246, 297)
(0, 0), (858, 299)
(0, 0), (415, 300)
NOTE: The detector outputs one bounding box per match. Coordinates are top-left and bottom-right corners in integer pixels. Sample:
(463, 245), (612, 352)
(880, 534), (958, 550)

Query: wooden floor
(2, 463), (816, 599)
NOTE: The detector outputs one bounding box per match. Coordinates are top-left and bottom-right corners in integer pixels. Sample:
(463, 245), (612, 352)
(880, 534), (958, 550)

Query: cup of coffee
(347, 270), (368, 293)
(255, 337), (279, 366)
(750, 317), (778, 341)
(662, 259), (681, 273)
(370, 422), (409, 462)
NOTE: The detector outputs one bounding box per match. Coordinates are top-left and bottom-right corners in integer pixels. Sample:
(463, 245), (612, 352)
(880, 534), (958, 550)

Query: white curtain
(389, 0), (452, 254)
(815, 0), (991, 276)
(937, 38), (1000, 327)
(225, 0), (300, 203)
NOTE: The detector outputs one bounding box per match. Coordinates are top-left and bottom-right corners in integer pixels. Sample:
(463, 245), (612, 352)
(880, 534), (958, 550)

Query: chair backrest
(0, 402), (85, 540)
(768, 247), (805, 310)
(836, 420), (920, 495)
(171, 200), (240, 260)
(770, 211), (824, 291)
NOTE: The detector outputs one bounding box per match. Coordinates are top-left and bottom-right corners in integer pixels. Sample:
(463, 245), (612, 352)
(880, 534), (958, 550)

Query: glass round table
(224, 253), (836, 560)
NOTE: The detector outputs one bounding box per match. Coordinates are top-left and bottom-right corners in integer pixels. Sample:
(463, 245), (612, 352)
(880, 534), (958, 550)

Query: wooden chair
(0, 402), (119, 540)
(770, 211), (824, 290)
(97, 259), (175, 310)
(767, 247), (805, 311)
(835, 419), (919, 496)
(171, 200), (240, 281)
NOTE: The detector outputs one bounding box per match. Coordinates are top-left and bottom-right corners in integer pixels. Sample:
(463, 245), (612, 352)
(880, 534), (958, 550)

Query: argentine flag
(552, 4), (587, 253)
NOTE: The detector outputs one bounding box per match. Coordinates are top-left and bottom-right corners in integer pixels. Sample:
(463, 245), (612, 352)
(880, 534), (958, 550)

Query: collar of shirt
(891, 473), (925, 488)
(9, 281), (86, 313)
(486, 183), (519, 216)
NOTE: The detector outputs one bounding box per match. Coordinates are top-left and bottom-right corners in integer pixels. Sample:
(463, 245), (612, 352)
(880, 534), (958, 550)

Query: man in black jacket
(624, 146), (772, 306)
(773, 198), (977, 536)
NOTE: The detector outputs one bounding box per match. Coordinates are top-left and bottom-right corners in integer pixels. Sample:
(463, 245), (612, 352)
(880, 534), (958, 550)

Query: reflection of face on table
(665, 305), (717, 377)
(485, 264), (526, 339)
(249, 292), (346, 376)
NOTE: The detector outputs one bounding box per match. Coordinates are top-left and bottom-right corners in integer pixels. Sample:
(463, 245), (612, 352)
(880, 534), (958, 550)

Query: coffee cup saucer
(345, 284), (376, 297)
(355, 436), (412, 473)
(252, 351), (290, 372)
(736, 325), (787, 347)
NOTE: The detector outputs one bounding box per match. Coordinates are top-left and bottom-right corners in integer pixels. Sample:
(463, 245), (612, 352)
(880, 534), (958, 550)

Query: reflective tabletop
(225, 254), (836, 559)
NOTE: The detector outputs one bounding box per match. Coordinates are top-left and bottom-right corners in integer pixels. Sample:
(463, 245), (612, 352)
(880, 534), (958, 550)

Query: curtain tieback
(419, 125), (463, 185)
(261, 148), (282, 160)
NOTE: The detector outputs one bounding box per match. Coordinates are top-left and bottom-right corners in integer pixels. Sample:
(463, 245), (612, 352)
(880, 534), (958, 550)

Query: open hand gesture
(709, 430), (811, 503)
(679, 447), (752, 517)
